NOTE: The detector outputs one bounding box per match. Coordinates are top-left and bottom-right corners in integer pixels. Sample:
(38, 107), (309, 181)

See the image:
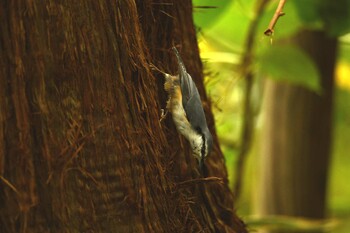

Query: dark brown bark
(0, 1), (246, 232)
(257, 30), (337, 233)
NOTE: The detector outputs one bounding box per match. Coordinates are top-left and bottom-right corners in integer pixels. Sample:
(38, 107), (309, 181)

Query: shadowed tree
(257, 29), (337, 233)
(0, 0), (247, 232)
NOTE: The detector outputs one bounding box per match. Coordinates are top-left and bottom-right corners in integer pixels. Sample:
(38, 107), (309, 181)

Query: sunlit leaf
(201, 51), (240, 64)
(256, 45), (321, 92)
(196, 0), (255, 52)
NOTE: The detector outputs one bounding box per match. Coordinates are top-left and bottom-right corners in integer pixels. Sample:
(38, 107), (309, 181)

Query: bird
(163, 46), (213, 172)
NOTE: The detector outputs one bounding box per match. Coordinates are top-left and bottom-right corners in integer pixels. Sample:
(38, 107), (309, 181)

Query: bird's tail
(172, 47), (187, 78)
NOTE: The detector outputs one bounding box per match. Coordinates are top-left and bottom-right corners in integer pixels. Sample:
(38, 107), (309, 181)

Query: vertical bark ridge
(0, 0), (247, 232)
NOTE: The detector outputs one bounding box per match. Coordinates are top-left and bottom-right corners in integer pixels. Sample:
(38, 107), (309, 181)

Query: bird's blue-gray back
(172, 47), (209, 133)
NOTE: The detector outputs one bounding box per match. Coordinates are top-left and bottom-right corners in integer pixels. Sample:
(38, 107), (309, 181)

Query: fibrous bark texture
(0, 1), (247, 232)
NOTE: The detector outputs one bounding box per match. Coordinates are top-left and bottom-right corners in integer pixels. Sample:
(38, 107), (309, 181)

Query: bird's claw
(159, 109), (168, 122)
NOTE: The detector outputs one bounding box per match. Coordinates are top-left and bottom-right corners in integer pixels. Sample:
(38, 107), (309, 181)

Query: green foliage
(256, 45), (321, 92)
(195, 0), (255, 53)
(292, 0), (324, 28)
(293, 0), (350, 36)
(245, 215), (339, 232)
(194, 1), (350, 232)
(339, 35), (350, 62)
(329, 89), (350, 213)
(192, 0), (232, 29)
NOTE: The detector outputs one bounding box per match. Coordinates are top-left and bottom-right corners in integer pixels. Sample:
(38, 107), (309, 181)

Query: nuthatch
(163, 47), (213, 172)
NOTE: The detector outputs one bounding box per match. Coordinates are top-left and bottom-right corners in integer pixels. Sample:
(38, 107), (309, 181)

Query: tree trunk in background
(0, 1), (247, 232)
(257, 30), (337, 233)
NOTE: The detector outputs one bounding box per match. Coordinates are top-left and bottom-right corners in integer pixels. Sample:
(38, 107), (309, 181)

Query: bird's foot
(159, 109), (168, 122)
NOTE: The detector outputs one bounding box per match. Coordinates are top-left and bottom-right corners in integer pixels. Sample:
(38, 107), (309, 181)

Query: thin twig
(264, 0), (287, 36)
(151, 3), (173, 6)
(176, 177), (223, 187)
(0, 175), (19, 194)
(160, 10), (175, 19)
(193, 6), (218, 9)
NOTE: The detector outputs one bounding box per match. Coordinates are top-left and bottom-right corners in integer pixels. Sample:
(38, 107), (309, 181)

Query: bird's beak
(199, 157), (205, 176)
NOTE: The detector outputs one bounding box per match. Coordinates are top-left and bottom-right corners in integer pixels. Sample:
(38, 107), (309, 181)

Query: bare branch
(264, 0), (287, 36)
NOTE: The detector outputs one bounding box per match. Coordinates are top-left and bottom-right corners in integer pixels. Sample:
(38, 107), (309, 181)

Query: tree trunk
(257, 30), (337, 233)
(0, 1), (247, 232)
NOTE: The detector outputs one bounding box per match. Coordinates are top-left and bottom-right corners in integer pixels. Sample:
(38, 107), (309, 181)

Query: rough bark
(0, 1), (247, 232)
(257, 30), (337, 233)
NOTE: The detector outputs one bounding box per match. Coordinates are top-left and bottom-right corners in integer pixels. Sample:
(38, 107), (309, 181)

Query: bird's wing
(172, 47), (208, 130)
(184, 91), (208, 130)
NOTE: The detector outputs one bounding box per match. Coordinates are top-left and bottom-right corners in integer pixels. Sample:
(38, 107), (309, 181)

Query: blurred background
(193, 0), (350, 232)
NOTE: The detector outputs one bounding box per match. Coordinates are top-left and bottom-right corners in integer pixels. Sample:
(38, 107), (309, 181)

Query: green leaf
(292, 0), (323, 26)
(198, 0), (254, 52)
(200, 51), (240, 64)
(193, 0), (232, 29)
(339, 35), (350, 62)
(256, 45), (321, 93)
(320, 0), (350, 36)
(293, 0), (350, 36)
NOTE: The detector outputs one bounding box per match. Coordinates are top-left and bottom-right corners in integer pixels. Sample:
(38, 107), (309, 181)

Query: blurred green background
(193, 0), (350, 232)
